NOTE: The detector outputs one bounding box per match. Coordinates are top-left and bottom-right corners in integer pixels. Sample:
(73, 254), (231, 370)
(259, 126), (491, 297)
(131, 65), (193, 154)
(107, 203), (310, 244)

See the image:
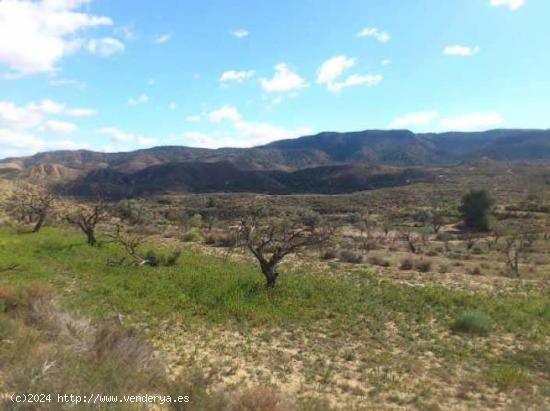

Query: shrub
(439, 264), (450, 274)
(144, 250), (181, 267)
(486, 365), (531, 390)
(468, 266), (482, 276)
(399, 258), (414, 271)
(339, 250), (363, 264)
(368, 256), (390, 267)
(182, 228), (203, 242)
(415, 260), (432, 273)
(204, 232), (237, 247)
(452, 310), (492, 336)
(459, 189), (495, 232)
(320, 248), (338, 260)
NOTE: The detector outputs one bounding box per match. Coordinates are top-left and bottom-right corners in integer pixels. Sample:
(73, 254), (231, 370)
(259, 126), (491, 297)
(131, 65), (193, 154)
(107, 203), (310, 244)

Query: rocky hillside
(0, 128), (548, 197)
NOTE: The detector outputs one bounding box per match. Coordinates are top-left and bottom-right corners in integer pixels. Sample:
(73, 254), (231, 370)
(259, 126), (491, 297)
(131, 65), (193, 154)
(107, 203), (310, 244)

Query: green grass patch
(452, 310), (492, 336)
(486, 365), (531, 390)
(0, 227), (548, 337)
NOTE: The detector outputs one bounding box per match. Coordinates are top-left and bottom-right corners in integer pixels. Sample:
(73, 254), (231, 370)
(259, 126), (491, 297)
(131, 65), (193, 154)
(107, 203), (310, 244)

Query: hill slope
(0, 128), (548, 196)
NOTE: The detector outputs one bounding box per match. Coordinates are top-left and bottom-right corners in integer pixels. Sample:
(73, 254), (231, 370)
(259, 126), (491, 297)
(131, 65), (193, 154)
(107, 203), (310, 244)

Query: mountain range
(1, 128), (549, 197)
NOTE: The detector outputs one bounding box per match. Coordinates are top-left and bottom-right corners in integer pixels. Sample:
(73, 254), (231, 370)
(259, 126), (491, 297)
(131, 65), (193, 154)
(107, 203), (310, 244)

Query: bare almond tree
(239, 215), (335, 287)
(106, 224), (150, 266)
(5, 183), (56, 233)
(503, 229), (538, 277)
(66, 201), (107, 246)
(400, 228), (420, 254)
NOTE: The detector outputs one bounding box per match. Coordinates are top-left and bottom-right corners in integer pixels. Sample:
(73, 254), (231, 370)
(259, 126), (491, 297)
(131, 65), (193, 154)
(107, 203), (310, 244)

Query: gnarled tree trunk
(260, 260), (278, 288)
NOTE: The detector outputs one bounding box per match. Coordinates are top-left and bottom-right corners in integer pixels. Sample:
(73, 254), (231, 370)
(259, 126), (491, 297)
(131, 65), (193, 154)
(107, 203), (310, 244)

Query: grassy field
(1, 226), (549, 410)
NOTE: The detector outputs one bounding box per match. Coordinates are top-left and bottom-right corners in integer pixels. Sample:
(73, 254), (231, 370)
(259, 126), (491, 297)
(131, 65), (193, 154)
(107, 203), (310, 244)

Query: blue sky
(0, 0), (549, 157)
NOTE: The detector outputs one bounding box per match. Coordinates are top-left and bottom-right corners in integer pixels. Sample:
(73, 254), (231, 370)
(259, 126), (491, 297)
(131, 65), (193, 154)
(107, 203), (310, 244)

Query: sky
(1, 0), (549, 158)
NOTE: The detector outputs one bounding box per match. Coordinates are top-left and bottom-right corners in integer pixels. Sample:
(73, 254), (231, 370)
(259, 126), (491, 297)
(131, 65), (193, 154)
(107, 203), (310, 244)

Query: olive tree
(458, 189), (495, 232)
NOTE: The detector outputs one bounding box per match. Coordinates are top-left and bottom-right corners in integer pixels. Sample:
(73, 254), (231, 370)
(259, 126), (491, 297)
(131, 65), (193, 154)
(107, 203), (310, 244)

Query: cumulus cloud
(184, 105), (312, 147)
(356, 27), (390, 43)
(231, 29), (249, 38)
(260, 64), (307, 93)
(327, 74), (382, 92)
(316, 56), (382, 92)
(207, 105), (242, 123)
(87, 37), (125, 56)
(0, 98), (95, 158)
(153, 33), (172, 44)
(389, 112), (438, 129)
(220, 70), (255, 83)
(490, 0), (525, 10)
(317, 56), (355, 84)
(439, 112), (503, 131)
(128, 94), (149, 106)
(97, 127), (156, 146)
(0, 128), (86, 157)
(0, 0), (114, 77)
(41, 119), (78, 134)
(443, 45), (480, 57)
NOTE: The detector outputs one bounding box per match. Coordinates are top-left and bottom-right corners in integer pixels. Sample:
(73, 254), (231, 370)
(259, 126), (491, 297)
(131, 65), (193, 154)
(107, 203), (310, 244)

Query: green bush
(182, 228), (203, 243)
(452, 310), (492, 336)
(144, 250), (181, 267)
(459, 189), (495, 232)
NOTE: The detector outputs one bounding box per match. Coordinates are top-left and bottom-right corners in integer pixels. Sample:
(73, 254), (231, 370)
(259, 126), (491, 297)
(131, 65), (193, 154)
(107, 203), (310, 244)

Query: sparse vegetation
(452, 310), (492, 336)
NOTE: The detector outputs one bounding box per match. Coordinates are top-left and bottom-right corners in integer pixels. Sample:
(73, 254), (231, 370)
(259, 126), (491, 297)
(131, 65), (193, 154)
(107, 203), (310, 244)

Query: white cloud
(0, 127), (87, 158)
(316, 55), (382, 92)
(128, 94), (149, 106)
(231, 29), (249, 38)
(0, 98), (93, 158)
(439, 112), (503, 131)
(41, 119), (77, 134)
(27, 99), (96, 117)
(382, 59), (391, 65)
(97, 127), (156, 146)
(183, 131), (215, 148)
(233, 121), (312, 146)
(220, 70), (255, 83)
(185, 105), (312, 147)
(87, 37), (125, 56)
(153, 33), (172, 44)
(0, 0), (113, 77)
(0, 99), (94, 132)
(207, 106), (241, 123)
(327, 74), (383, 92)
(389, 112), (438, 129)
(260, 64), (307, 93)
(168, 102), (177, 110)
(317, 56), (355, 84)
(443, 45), (480, 57)
(0, 101), (43, 129)
(490, 0), (525, 10)
(356, 27), (390, 43)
